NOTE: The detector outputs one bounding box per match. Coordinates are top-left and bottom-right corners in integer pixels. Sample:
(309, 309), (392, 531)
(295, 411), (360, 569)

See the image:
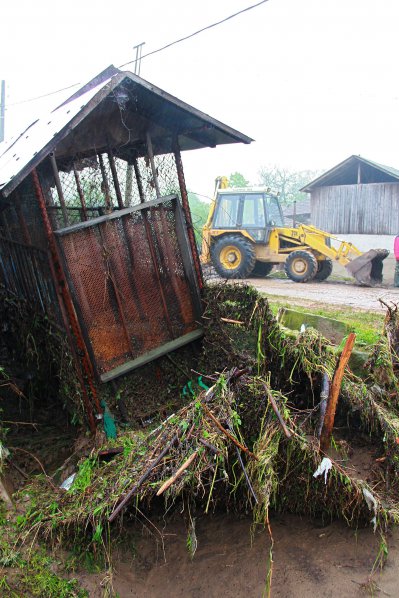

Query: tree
(258, 166), (319, 205)
(228, 172), (249, 188)
(188, 192), (211, 245)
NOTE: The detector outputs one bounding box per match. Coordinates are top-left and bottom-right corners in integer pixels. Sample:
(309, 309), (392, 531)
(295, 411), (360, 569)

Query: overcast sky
(2, 0), (399, 197)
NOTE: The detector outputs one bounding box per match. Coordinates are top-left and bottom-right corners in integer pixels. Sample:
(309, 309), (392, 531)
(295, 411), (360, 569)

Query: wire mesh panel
(0, 236), (60, 321)
(55, 195), (202, 382)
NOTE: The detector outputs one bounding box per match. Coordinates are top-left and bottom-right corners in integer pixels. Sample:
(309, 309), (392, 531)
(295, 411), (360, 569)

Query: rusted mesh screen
(48, 152), (180, 227)
(57, 197), (199, 378)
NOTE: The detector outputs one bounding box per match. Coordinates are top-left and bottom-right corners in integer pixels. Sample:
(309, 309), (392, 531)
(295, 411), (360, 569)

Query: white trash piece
(363, 487), (378, 532)
(0, 442), (10, 462)
(313, 457), (333, 484)
(60, 473), (76, 491)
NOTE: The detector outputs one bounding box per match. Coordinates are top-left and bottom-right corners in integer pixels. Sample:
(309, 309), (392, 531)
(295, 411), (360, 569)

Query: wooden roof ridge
(300, 155), (399, 192)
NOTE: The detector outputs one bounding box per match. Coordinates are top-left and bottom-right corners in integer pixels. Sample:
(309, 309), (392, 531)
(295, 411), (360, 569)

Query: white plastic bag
(313, 457), (332, 484)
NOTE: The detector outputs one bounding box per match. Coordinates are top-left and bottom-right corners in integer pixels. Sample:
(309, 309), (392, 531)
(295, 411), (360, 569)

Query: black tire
(251, 261), (274, 278)
(314, 258), (333, 282)
(211, 235), (256, 279)
(284, 250), (318, 283)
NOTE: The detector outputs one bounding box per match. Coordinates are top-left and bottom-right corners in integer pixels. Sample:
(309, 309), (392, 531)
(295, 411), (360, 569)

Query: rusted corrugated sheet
(311, 183), (399, 234)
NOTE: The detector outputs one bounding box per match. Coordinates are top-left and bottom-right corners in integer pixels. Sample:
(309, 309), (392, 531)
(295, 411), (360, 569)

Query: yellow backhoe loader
(201, 177), (389, 285)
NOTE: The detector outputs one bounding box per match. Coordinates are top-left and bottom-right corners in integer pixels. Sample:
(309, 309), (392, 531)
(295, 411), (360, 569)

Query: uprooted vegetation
(2, 284), (399, 595)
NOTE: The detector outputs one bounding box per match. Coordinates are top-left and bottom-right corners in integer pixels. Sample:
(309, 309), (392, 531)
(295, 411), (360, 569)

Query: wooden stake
(156, 450), (198, 496)
(109, 435), (177, 522)
(262, 383), (292, 439)
(320, 333), (356, 452)
(203, 404), (259, 461)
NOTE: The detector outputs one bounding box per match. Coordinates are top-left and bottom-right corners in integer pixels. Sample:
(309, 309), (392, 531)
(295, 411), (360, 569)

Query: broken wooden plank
(156, 450), (198, 496)
(320, 333), (356, 452)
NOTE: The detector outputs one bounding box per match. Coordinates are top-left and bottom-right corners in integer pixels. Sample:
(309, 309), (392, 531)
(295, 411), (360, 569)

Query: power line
(119, 0), (269, 68)
(7, 81), (81, 108)
(5, 0), (269, 110)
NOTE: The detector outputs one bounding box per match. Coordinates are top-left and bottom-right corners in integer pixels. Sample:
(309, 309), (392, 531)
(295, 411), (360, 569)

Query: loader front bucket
(345, 248), (389, 286)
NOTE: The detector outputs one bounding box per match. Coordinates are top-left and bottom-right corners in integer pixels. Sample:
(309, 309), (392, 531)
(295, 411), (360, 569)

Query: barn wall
(311, 183), (399, 234)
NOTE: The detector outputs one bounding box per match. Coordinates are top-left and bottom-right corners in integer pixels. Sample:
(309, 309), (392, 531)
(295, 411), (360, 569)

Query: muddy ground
(245, 277), (399, 311)
(77, 514), (399, 597)
(72, 278), (399, 598)
(3, 280), (399, 597)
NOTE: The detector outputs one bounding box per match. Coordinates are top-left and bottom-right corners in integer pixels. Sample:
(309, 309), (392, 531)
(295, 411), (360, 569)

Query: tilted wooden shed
(301, 155), (399, 235)
(0, 66), (252, 430)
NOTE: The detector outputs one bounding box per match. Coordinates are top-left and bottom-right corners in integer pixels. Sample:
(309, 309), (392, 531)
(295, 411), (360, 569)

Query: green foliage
(21, 551), (87, 597)
(0, 517), (87, 597)
(228, 172), (249, 188)
(188, 191), (210, 245)
(70, 457), (96, 494)
(258, 165), (320, 206)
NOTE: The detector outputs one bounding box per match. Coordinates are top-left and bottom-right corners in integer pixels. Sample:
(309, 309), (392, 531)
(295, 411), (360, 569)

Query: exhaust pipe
(345, 248), (389, 286)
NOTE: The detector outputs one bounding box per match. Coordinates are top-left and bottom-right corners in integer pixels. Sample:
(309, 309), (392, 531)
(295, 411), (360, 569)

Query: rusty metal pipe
(31, 168), (99, 432)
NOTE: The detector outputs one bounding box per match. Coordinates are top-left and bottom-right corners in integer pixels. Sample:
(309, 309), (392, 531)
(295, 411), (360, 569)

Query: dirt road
(244, 277), (399, 311)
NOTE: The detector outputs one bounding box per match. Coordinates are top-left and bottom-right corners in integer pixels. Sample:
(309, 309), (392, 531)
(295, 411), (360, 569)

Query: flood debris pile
(12, 283), (399, 556)
(0, 289), (83, 426)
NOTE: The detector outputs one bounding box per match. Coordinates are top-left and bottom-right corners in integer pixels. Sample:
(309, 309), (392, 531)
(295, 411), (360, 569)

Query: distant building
(282, 198), (311, 227)
(301, 155), (399, 234)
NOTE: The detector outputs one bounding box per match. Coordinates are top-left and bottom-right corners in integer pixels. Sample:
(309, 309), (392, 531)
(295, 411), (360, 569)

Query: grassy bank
(267, 295), (384, 348)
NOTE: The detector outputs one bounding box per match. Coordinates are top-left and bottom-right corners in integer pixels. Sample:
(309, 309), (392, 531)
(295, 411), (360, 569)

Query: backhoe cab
(201, 177), (388, 286)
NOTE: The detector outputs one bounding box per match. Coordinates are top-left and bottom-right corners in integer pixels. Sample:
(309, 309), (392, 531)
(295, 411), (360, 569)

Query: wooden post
(320, 333), (356, 452)
(146, 132), (161, 198)
(73, 165), (88, 221)
(49, 153), (69, 226)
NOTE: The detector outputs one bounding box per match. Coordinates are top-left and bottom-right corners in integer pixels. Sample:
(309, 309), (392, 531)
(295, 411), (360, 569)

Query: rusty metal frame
(54, 194), (203, 382)
(31, 168), (100, 432)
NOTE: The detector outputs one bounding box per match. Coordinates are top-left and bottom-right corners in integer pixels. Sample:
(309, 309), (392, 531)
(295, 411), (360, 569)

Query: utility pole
(0, 81), (5, 143)
(133, 42), (145, 76)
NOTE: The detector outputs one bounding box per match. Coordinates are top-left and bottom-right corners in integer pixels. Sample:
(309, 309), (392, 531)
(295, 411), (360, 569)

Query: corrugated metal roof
(0, 78), (113, 194)
(0, 69), (253, 198)
(301, 155), (399, 192)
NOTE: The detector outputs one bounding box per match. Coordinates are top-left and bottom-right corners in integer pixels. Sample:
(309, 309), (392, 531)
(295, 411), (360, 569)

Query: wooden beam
(320, 333), (356, 452)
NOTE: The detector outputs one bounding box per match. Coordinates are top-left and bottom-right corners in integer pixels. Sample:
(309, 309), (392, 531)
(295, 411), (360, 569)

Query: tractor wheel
(251, 261), (274, 277)
(284, 250), (318, 283)
(314, 258), (333, 282)
(211, 235), (256, 279)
